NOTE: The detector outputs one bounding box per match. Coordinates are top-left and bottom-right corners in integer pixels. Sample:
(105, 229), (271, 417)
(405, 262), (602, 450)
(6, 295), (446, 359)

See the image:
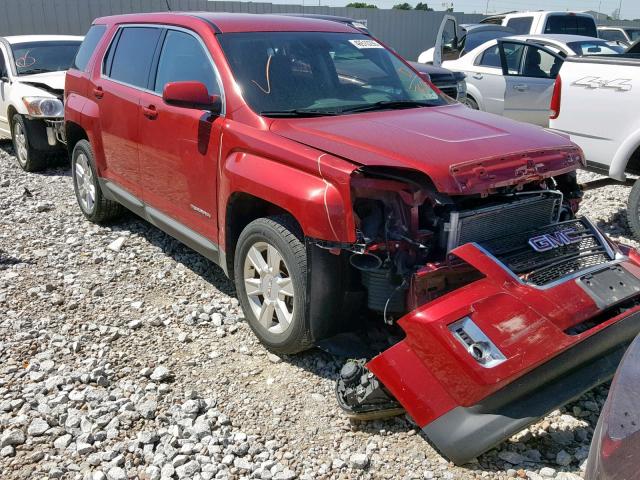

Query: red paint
(368, 243), (640, 427)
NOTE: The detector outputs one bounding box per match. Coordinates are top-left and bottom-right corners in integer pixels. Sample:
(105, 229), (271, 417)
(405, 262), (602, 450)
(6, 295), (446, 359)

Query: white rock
(106, 467), (127, 480)
(27, 418), (50, 436)
(150, 366), (171, 382)
(107, 237), (126, 252)
(349, 453), (369, 469)
(1, 429), (25, 447)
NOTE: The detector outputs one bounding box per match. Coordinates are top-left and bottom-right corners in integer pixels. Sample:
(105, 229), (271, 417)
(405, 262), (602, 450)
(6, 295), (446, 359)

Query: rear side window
(105, 27), (162, 89)
(153, 30), (219, 95)
(544, 15), (597, 37)
(476, 45), (501, 68)
(506, 17), (533, 35)
(599, 29), (627, 42)
(73, 25), (106, 71)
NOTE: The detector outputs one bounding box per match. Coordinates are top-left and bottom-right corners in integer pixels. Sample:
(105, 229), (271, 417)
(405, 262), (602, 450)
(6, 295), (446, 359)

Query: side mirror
(0, 75), (9, 83)
(162, 81), (220, 113)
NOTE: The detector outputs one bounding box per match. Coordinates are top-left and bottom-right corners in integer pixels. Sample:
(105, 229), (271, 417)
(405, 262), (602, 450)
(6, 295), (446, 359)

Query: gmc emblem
(528, 228), (582, 252)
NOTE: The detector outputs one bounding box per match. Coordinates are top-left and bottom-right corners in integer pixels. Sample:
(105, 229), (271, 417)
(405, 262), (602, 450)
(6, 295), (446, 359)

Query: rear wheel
(12, 115), (47, 172)
(71, 139), (124, 223)
(627, 179), (640, 240)
(234, 216), (311, 354)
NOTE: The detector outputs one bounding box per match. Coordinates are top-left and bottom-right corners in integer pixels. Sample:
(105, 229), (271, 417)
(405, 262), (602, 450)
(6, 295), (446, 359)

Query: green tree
(393, 2), (412, 9)
(346, 2), (378, 7)
(414, 2), (433, 10)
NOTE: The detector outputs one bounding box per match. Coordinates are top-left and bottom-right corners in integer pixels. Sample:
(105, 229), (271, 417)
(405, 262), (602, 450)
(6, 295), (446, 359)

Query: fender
(220, 150), (357, 246)
(66, 92), (107, 174)
(609, 127), (640, 181)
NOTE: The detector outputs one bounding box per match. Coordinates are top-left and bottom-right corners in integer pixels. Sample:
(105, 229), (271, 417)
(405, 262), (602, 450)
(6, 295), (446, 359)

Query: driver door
(498, 40), (564, 126)
(433, 15), (460, 66)
(0, 45), (11, 138)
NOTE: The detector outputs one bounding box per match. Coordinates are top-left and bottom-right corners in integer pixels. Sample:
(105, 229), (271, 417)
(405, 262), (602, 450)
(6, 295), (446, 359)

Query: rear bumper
(423, 309), (640, 464)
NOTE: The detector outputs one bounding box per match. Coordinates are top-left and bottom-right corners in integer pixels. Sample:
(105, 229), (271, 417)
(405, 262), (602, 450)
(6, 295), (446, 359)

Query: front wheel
(12, 115), (47, 172)
(71, 139), (124, 223)
(461, 95), (479, 110)
(234, 216), (311, 354)
(627, 179), (640, 240)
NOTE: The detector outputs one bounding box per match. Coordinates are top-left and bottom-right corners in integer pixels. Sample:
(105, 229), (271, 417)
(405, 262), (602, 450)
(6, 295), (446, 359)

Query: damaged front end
(326, 160), (640, 464)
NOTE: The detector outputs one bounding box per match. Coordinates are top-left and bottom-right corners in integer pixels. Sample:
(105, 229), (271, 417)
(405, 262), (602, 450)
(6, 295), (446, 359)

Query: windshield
(566, 40), (622, 55)
(10, 41), (81, 75)
(218, 32), (444, 116)
(626, 29), (640, 42)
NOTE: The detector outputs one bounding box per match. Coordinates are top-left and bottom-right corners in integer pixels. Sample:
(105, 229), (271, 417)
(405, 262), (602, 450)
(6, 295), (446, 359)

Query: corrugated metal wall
(0, 0), (484, 59)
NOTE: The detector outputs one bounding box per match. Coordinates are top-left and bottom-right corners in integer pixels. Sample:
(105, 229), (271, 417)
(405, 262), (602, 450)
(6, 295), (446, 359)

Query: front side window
(218, 32), (444, 116)
(105, 27), (162, 89)
(544, 15), (597, 37)
(506, 17), (533, 35)
(74, 25), (106, 71)
(154, 30), (219, 95)
(502, 43), (561, 79)
(0, 49), (7, 77)
(11, 40), (81, 75)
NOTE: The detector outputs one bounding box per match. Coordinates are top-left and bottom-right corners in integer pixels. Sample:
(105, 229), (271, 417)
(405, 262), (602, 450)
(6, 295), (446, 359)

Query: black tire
(12, 114), (47, 172)
(234, 215), (311, 354)
(462, 95), (479, 110)
(627, 179), (640, 240)
(71, 139), (124, 223)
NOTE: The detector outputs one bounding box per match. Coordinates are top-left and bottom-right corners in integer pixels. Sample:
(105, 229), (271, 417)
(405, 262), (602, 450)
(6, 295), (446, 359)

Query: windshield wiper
(19, 68), (52, 75)
(339, 100), (434, 114)
(260, 109), (340, 118)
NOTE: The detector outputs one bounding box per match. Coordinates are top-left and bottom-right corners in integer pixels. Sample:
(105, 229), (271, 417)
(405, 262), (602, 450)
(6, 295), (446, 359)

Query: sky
(266, 0), (639, 19)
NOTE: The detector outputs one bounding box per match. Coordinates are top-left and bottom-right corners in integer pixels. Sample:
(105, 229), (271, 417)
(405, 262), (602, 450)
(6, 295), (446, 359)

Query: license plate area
(577, 265), (640, 309)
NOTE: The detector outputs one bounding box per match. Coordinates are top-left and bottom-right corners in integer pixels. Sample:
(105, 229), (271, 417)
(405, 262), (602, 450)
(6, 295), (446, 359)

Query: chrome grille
(480, 218), (613, 286)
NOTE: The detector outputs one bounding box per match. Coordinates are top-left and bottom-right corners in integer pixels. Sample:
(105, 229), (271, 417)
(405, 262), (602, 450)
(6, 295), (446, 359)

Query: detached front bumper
(423, 309), (640, 464)
(361, 223), (640, 464)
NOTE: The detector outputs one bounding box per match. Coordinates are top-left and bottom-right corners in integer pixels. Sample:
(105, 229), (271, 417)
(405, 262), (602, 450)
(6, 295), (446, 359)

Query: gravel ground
(1, 141), (637, 480)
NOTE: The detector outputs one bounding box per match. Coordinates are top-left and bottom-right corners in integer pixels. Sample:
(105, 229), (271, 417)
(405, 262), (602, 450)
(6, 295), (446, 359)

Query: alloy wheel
(243, 241), (295, 335)
(13, 121), (28, 166)
(74, 153), (96, 214)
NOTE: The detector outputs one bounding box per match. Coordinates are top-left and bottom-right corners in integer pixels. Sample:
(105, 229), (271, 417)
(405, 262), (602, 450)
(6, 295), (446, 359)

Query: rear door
(137, 27), (224, 240)
(94, 25), (162, 199)
(499, 40), (563, 126)
(462, 41), (506, 115)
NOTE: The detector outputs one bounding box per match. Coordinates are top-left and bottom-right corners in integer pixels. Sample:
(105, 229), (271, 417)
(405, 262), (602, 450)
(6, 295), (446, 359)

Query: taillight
(550, 75), (562, 119)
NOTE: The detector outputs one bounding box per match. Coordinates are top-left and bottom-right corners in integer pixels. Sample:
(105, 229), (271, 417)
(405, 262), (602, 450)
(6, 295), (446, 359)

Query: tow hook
(335, 359), (405, 421)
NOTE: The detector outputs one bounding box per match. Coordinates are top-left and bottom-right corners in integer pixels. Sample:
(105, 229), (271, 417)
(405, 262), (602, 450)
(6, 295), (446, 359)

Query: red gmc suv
(65, 12), (640, 464)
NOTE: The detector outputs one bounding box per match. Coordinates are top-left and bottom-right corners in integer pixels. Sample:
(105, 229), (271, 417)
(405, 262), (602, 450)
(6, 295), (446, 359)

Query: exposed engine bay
(347, 167), (582, 319)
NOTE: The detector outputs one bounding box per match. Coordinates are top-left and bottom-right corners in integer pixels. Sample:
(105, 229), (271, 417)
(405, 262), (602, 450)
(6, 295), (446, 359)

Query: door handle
(513, 84), (529, 92)
(472, 73), (483, 80)
(92, 86), (103, 99)
(142, 105), (158, 120)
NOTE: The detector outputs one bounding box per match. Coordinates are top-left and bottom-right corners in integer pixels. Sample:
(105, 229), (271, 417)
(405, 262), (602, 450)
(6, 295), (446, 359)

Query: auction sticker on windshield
(349, 39), (383, 49)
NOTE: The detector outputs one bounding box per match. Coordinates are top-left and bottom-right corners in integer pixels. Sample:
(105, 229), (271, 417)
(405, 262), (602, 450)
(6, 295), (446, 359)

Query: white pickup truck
(549, 49), (640, 236)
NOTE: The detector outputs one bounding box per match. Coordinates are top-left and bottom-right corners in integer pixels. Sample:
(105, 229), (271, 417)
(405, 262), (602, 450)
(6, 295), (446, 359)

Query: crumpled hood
(270, 104), (582, 194)
(16, 71), (66, 96)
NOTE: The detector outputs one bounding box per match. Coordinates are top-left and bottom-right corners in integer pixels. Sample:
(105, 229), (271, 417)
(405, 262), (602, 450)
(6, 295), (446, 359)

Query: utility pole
(618, 0), (623, 20)
(485, 0), (490, 15)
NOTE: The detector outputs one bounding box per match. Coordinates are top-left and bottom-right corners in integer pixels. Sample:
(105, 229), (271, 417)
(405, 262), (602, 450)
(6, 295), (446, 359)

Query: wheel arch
(610, 129), (640, 180)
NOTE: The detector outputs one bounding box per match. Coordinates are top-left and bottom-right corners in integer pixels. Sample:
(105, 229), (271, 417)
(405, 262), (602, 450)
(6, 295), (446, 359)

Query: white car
(549, 52), (640, 237)
(441, 34), (621, 126)
(598, 26), (640, 46)
(0, 35), (83, 171)
(418, 11), (597, 65)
